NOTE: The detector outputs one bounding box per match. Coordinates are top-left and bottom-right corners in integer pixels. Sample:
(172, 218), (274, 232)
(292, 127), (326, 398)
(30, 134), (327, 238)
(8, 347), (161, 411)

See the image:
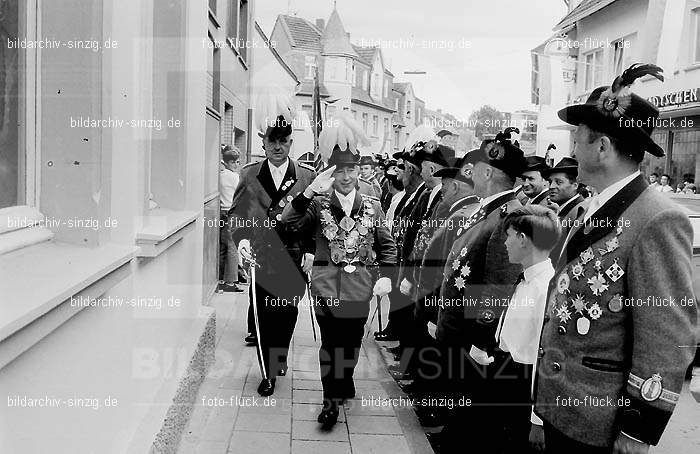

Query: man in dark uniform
(521, 156), (550, 206)
(542, 157), (589, 261)
(229, 113), (316, 397)
(534, 63), (697, 453)
(432, 132), (526, 453)
(282, 144), (396, 429)
(374, 149), (426, 342)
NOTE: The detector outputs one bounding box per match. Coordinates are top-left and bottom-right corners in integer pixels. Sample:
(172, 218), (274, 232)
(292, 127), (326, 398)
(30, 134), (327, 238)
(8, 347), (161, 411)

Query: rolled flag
(317, 110), (370, 166)
(253, 84), (297, 135)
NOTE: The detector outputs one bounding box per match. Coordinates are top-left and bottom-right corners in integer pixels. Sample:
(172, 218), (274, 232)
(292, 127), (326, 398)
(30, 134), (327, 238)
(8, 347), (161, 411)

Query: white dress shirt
(335, 189), (356, 217)
(583, 170), (640, 223)
(219, 167), (239, 210)
(557, 193), (580, 215)
(267, 158), (289, 190)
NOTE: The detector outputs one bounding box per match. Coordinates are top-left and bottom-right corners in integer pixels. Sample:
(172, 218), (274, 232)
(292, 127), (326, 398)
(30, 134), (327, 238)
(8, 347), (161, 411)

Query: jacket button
(552, 362), (561, 372)
(558, 325), (566, 335)
(543, 314), (550, 324)
(538, 347), (545, 359)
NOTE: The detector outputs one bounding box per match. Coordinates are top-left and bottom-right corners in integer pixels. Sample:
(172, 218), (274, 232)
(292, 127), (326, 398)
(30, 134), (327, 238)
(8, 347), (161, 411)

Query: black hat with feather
(557, 63), (665, 157)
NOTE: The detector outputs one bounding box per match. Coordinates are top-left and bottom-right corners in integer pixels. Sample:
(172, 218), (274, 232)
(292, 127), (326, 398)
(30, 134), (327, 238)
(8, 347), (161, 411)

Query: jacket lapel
(563, 174), (647, 267)
(276, 160), (298, 203)
(329, 192), (346, 222)
(558, 194), (584, 218)
(530, 190), (548, 205)
(256, 159), (278, 200)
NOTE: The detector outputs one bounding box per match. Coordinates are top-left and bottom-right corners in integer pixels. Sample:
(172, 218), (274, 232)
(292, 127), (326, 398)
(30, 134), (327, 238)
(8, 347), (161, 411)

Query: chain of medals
(552, 224), (625, 336)
(446, 204), (490, 291)
(320, 196), (376, 273)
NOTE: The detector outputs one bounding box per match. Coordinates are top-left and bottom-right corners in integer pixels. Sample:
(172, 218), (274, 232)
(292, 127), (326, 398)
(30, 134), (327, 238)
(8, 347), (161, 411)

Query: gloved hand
(469, 345), (494, 366)
(427, 322), (437, 339)
(399, 278), (413, 296)
(372, 277), (392, 297)
(304, 165), (336, 197)
(301, 253), (314, 275)
(238, 239), (251, 258)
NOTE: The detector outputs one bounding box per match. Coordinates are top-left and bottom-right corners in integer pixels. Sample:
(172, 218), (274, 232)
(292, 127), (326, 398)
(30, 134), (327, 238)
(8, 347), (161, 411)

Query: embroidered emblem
(572, 294), (587, 314)
(557, 273), (570, 294)
(576, 317), (590, 335)
(460, 247), (468, 257)
(460, 264), (471, 277)
(571, 262), (584, 280)
(594, 259), (602, 271)
(479, 309), (495, 324)
(587, 273), (609, 296)
(605, 260), (625, 283)
(580, 247), (595, 265)
(606, 236), (619, 253)
(452, 259), (461, 271)
(339, 216), (356, 232)
(287, 195), (293, 201)
(588, 303), (602, 320)
(640, 374), (663, 402)
(616, 225), (623, 235)
(608, 294), (623, 313)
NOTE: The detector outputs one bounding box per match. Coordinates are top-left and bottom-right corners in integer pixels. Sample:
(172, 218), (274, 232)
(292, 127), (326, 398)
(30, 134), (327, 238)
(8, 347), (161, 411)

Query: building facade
(0, 0), (254, 451)
(533, 0), (700, 183)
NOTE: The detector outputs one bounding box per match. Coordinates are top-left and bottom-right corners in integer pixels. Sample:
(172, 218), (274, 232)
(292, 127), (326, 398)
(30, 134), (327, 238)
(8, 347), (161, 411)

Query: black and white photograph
(1, 0), (699, 453)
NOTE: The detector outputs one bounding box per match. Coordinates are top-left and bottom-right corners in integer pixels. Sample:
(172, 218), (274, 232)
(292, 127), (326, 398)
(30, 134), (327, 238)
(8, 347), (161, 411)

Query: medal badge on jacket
(320, 197), (376, 273)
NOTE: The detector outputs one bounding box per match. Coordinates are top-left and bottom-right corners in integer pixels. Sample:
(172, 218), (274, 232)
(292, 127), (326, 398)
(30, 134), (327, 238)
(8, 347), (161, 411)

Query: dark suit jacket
(228, 158), (316, 295)
(281, 190), (397, 304)
(437, 191), (522, 348)
(549, 194), (589, 262)
(535, 175), (697, 447)
(398, 187), (443, 285)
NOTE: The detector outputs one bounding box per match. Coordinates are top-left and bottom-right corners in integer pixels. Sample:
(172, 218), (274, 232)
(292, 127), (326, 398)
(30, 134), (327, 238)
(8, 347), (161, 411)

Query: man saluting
(282, 113), (396, 429)
(228, 87), (316, 397)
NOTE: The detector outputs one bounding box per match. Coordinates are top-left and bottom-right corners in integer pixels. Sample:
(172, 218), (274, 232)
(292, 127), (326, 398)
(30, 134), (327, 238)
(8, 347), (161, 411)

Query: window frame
(694, 7), (700, 64)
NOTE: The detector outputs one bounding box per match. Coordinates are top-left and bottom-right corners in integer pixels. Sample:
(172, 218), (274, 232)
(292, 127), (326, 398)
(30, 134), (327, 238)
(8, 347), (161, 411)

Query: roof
(320, 8), (359, 57)
(254, 22), (300, 85)
(352, 45), (377, 65)
(296, 80), (330, 97)
(393, 82), (409, 94)
(351, 86), (395, 112)
(278, 15), (322, 51)
(554, 0), (618, 31)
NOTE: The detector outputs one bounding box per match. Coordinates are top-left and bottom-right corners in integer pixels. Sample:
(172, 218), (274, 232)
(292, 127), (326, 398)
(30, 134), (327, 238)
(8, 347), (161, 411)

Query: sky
(255, 0), (568, 121)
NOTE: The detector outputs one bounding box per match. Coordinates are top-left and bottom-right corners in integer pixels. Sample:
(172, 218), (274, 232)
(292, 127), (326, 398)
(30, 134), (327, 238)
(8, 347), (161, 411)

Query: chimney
(316, 19), (325, 31)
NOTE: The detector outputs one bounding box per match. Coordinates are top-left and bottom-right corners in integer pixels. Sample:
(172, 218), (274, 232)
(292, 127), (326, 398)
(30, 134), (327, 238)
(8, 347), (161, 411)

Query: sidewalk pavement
(177, 290), (432, 454)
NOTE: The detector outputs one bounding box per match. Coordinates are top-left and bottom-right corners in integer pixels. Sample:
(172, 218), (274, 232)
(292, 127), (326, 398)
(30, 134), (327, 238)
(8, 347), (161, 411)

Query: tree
(468, 105), (505, 140)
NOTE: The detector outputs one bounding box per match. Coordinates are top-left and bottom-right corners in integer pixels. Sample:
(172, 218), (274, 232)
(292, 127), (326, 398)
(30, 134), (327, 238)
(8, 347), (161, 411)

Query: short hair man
(521, 156), (550, 206)
(657, 174), (673, 193)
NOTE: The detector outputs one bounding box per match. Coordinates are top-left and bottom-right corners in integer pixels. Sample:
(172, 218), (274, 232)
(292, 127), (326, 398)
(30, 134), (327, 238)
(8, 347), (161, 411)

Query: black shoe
(277, 367), (288, 377)
(374, 331), (399, 341)
(257, 378), (276, 396)
(244, 333), (257, 345)
(317, 404), (339, 429)
(219, 282), (244, 292)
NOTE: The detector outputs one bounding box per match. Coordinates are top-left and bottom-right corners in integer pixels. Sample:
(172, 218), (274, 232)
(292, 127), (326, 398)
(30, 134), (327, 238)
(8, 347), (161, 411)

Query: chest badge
(605, 260), (625, 283)
(576, 317), (590, 335)
(580, 247), (595, 265)
(608, 294), (623, 313)
(640, 374), (663, 402)
(571, 262), (584, 280)
(344, 264), (356, 273)
(556, 273), (570, 294)
(572, 294), (587, 314)
(555, 303), (571, 323)
(587, 273), (609, 296)
(587, 303), (602, 320)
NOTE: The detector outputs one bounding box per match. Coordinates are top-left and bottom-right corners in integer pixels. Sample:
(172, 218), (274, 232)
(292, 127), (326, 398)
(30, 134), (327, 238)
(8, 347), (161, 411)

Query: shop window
(584, 49), (603, 91)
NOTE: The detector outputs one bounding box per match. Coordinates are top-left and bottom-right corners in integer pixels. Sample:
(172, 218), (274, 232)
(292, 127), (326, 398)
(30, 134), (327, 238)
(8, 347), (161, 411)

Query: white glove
(469, 345), (494, 366)
(305, 165), (336, 196)
(691, 367), (700, 403)
(427, 322), (437, 339)
(238, 239), (251, 260)
(301, 253), (314, 275)
(399, 278), (413, 296)
(372, 277), (392, 297)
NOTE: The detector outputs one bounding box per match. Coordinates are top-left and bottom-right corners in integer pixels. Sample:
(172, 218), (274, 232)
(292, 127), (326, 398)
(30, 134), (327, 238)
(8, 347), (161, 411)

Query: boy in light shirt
(470, 205), (561, 453)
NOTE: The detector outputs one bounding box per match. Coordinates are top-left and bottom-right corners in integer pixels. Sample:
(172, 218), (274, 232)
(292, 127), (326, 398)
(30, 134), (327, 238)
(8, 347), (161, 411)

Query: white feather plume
(404, 124), (437, 152)
(317, 111), (369, 164)
(253, 84), (297, 134)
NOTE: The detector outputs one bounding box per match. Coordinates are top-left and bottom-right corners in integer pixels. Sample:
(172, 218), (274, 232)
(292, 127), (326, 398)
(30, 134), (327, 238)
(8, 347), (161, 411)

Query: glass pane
(671, 130), (700, 188)
(696, 10), (700, 63)
(0, 0), (23, 209)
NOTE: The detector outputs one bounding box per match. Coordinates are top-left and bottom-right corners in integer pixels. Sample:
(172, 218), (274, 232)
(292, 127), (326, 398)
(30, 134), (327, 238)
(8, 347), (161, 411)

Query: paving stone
(234, 413), (291, 433)
(343, 398), (395, 416)
(292, 389), (323, 404)
(292, 379), (323, 390)
(291, 370), (319, 380)
(349, 434), (411, 454)
(292, 420), (349, 442)
(237, 397), (292, 415)
(199, 404), (238, 442)
(291, 440), (351, 454)
(346, 415), (403, 435)
(228, 431), (290, 454)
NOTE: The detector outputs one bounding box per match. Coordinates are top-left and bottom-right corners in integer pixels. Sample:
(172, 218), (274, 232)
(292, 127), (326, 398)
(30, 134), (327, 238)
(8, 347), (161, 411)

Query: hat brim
(542, 166), (578, 179)
(557, 105), (665, 157)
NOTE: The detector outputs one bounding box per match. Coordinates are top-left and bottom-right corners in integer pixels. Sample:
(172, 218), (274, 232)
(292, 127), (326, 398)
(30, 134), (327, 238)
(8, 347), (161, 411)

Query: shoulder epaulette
(297, 162), (316, 172)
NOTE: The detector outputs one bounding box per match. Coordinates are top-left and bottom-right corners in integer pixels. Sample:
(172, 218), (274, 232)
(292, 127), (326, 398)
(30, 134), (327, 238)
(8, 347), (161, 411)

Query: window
(612, 40), (625, 75)
(352, 67), (357, 85)
(373, 115), (379, 136)
(223, 103), (234, 146)
(362, 113), (368, 132)
(228, 0), (249, 60)
(1, 0), (32, 209)
(694, 8), (700, 63)
(351, 109), (357, 119)
(371, 73), (380, 98)
(383, 79), (388, 98)
(394, 130), (400, 149)
(406, 100), (412, 118)
(383, 118), (389, 134)
(209, 0), (217, 15)
(583, 49), (603, 90)
(304, 56), (316, 79)
(362, 71), (368, 90)
(207, 35), (221, 111)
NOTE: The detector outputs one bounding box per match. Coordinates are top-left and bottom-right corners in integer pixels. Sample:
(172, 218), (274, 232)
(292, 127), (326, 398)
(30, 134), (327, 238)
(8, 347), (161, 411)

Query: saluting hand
(304, 165), (336, 198)
(399, 278), (413, 296)
(613, 433), (649, 454)
(373, 277), (392, 297)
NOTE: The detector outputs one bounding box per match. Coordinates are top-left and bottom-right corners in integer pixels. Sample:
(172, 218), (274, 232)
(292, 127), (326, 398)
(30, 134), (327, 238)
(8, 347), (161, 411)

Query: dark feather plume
(611, 63), (664, 93)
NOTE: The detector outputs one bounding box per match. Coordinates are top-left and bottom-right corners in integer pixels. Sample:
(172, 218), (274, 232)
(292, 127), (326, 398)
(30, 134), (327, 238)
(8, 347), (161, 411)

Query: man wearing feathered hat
(281, 112), (396, 429)
(534, 63), (697, 453)
(432, 130), (526, 452)
(228, 87), (316, 397)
